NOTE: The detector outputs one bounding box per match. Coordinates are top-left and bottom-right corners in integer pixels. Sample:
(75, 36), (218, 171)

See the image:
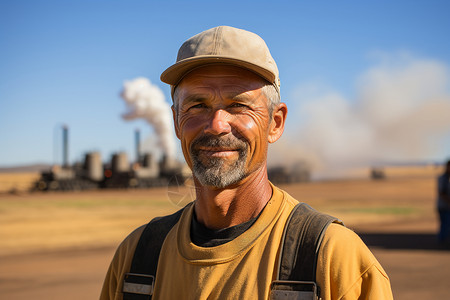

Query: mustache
(190, 134), (247, 151)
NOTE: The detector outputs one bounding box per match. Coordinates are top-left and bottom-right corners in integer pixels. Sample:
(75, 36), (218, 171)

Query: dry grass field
(0, 165), (449, 299)
(0, 187), (179, 256)
(0, 172), (40, 193)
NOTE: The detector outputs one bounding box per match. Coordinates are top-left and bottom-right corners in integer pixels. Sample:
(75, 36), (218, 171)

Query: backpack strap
(122, 204), (190, 300)
(122, 202), (341, 299)
(271, 203), (343, 299)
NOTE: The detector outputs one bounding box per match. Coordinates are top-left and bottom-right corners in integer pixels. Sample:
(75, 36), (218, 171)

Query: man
(437, 160), (450, 244)
(101, 26), (393, 300)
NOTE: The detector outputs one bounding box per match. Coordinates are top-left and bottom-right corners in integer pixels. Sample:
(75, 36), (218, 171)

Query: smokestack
(121, 77), (177, 159)
(62, 125), (69, 168)
(135, 128), (140, 163)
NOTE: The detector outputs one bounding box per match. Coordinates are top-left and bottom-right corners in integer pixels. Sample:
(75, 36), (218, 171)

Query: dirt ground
(1, 174), (449, 299)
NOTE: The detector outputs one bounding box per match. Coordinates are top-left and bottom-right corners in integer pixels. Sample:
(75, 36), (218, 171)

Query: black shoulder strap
(278, 203), (341, 281)
(122, 204), (189, 300)
(272, 203), (343, 297)
(123, 202), (341, 299)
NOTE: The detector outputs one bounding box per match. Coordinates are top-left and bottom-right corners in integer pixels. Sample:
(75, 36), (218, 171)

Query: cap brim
(160, 55), (276, 87)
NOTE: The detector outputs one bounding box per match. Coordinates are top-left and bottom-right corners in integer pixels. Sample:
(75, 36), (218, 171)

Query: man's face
(172, 65), (275, 188)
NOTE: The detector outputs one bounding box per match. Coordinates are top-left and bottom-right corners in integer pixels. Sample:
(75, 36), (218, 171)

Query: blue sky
(1, 0), (449, 170)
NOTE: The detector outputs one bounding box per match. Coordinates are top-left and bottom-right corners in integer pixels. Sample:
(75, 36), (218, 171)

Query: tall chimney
(62, 125), (69, 168)
(135, 129), (140, 164)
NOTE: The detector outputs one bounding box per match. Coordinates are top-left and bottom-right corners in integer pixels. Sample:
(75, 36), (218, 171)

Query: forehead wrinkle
(179, 85), (215, 101)
(180, 83), (261, 102)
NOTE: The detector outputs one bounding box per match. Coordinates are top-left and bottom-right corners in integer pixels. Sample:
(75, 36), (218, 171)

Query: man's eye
(190, 103), (207, 109)
(230, 103), (248, 108)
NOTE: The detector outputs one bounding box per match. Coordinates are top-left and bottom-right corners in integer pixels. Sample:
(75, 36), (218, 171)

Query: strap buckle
(123, 273), (155, 296)
(270, 280), (320, 300)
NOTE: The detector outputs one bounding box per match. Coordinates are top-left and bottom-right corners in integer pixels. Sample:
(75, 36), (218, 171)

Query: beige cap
(160, 26), (280, 92)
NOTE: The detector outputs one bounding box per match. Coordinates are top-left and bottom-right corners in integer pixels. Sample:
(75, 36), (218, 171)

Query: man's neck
(193, 167), (272, 230)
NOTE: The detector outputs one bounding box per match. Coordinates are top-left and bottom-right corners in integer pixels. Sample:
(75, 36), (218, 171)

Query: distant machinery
(36, 151), (103, 191)
(370, 167), (386, 180)
(267, 162), (311, 184)
(34, 127), (190, 191)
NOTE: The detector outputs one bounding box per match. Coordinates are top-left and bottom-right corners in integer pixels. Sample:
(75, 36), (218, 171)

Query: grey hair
(261, 84), (280, 116)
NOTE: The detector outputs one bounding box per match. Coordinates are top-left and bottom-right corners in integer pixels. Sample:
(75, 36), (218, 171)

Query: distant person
(437, 160), (450, 244)
(100, 26), (393, 300)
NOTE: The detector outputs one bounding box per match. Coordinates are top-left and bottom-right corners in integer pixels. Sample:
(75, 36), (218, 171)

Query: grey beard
(190, 135), (248, 188)
(192, 152), (247, 188)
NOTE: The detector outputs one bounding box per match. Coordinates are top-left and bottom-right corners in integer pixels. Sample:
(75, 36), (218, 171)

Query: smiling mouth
(197, 147), (239, 157)
(191, 133), (247, 161)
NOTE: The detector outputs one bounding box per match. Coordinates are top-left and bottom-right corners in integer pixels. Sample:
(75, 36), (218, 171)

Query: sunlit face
(172, 65), (274, 188)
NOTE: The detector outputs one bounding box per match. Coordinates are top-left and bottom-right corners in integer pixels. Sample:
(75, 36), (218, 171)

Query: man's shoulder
(322, 224), (368, 250)
(321, 223), (382, 270)
(318, 224), (392, 299)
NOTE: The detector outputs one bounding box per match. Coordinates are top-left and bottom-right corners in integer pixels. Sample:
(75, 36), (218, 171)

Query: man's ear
(268, 103), (287, 143)
(172, 105), (181, 139)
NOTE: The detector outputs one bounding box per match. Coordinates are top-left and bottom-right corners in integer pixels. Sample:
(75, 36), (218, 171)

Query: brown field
(0, 172), (40, 193)
(0, 166), (449, 299)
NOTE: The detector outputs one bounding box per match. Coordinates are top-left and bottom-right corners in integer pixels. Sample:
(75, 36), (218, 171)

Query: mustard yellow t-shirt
(100, 186), (393, 300)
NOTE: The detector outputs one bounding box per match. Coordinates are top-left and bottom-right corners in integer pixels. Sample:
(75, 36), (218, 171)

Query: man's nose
(204, 109), (232, 135)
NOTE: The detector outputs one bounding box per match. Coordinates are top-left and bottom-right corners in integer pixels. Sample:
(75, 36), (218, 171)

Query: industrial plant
(34, 126), (310, 191)
(34, 127), (191, 191)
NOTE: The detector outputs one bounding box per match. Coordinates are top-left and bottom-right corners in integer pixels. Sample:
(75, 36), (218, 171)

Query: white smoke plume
(121, 77), (176, 159)
(269, 53), (450, 178)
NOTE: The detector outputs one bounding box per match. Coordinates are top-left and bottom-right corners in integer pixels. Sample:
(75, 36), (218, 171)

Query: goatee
(190, 134), (248, 188)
